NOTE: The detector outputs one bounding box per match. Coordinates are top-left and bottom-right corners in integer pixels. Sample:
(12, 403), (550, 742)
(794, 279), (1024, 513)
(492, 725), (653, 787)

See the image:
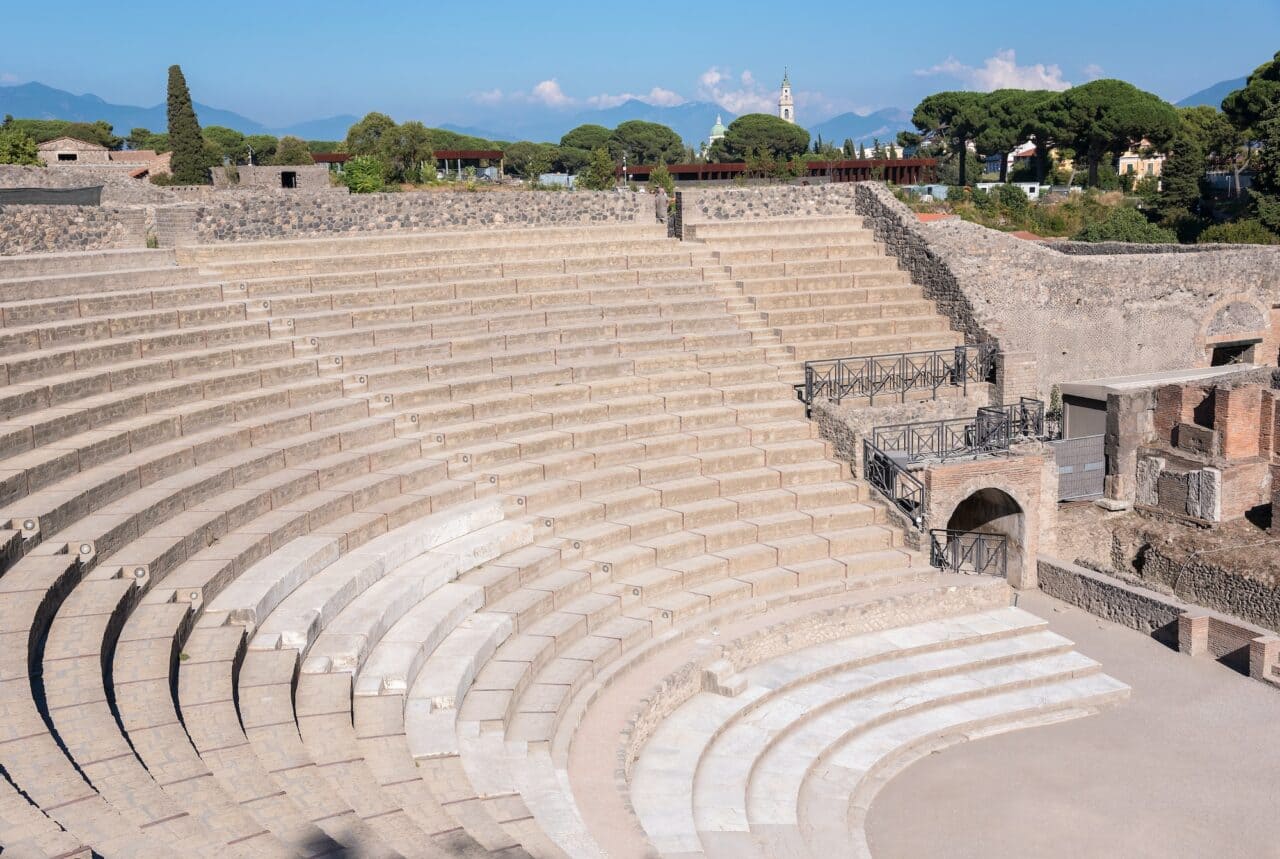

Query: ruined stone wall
(0, 205), (147, 255)
(680, 184), (861, 223)
(187, 191), (651, 243)
(851, 183), (994, 347)
(1038, 557), (1183, 638)
(851, 182), (1280, 397)
(1044, 241), (1261, 256)
(1113, 526), (1280, 633)
(0, 164), (174, 204)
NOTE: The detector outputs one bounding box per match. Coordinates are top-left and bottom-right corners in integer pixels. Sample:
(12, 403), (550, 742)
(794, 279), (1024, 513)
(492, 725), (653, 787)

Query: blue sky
(3, 0), (1279, 126)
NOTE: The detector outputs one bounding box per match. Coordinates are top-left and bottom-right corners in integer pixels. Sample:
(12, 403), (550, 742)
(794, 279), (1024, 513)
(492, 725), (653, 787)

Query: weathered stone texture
(0, 164), (174, 204)
(680, 184), (861, 223)
(850, 182), (1280, 397)
(0, 205), (146, 255)
(188, 192), (650, 243)
(1038, 557), (1182, 635)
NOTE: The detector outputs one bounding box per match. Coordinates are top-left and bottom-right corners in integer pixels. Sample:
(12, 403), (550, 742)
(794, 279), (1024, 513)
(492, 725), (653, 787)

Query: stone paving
(868, 589), (1280, 858)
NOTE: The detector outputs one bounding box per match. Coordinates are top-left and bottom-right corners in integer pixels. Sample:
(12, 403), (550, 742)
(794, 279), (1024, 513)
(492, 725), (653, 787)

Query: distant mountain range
(0, 81), (358, 140)
(6, 74), (1244, 153)
(808, 108), (914, 149)
(0, 80), (915, 150)
(1176, 77), (1246, 109)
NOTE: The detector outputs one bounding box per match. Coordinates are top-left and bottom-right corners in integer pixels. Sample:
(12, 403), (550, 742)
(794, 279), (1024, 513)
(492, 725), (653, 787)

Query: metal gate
(1050, 434), (1105, 500)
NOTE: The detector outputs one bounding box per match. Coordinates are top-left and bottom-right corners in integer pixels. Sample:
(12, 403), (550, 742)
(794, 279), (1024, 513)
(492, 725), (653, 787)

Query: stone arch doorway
(946, 488), (1026, 583)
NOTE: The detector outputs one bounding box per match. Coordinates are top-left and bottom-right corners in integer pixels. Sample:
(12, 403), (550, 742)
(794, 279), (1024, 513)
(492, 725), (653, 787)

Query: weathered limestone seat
(0, 218), (1123, 858)
(686, 215), (965, 371)
(631, 606), (1128, 858)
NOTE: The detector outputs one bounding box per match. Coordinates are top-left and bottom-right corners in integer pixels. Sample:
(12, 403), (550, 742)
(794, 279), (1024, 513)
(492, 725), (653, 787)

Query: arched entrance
(945, 488), (1026, 582)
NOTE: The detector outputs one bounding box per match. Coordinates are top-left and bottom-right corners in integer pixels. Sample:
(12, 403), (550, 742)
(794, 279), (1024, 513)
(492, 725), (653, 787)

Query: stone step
(684, 216), (867, 239)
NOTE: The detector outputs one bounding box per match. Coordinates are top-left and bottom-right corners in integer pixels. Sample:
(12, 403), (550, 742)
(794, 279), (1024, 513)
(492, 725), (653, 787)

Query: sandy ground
(865, 589), (1280, 858)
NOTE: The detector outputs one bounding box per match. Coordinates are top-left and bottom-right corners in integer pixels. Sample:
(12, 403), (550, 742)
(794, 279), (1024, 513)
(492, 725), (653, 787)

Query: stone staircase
(0, 219), (1123, 858)
(685, 215), (963, 374)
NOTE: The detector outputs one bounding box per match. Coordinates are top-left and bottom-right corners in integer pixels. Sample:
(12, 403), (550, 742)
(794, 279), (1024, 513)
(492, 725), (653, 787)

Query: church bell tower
(779, 69), (795, 124)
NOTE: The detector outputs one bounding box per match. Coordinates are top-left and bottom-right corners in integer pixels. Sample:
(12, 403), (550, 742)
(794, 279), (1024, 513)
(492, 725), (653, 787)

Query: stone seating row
(689, 216), (965, 367)
(177, 223), (670, 266)
(0, 217), (1071, 858)
(631, 607), (1128, 858)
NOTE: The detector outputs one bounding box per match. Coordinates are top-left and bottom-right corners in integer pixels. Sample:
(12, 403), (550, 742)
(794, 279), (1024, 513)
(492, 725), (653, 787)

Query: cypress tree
(167, 64), (207, 184)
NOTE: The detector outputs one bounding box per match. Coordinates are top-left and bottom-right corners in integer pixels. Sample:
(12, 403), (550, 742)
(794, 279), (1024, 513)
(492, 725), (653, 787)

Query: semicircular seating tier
(0, 215), (1126, 858)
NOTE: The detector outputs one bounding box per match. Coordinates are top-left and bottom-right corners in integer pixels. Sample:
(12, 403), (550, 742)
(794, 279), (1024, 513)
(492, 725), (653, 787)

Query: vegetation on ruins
(1072, 205), (1176, 243)
(341, 155), (384, 193)
(0, 125), (40, 164)
(647, 162), (675, 196)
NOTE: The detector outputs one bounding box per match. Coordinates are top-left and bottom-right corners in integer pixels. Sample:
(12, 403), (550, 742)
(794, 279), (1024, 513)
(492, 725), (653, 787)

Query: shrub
(1197, 219), (1280, 245)
(647, 163), (674, 196)
(0, 128), (40, 165)
(343, 156), (384, 193)
(1073, 206), (1176, 243)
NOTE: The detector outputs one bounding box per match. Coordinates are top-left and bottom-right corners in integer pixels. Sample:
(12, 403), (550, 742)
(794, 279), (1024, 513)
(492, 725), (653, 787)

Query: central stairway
(0, 213), (1125, 858)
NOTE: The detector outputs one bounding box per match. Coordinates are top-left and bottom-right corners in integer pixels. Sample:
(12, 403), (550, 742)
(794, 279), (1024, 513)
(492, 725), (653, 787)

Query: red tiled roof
(916, 213), (956, 222)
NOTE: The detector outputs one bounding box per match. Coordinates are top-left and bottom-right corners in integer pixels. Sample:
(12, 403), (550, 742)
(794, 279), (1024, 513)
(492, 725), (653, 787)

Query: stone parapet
(0, 204), (147, 255)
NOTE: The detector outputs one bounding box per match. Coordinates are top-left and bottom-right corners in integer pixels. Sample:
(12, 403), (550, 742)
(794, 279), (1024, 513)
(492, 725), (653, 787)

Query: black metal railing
(862, 438), (925, 525)
(929, 529), (1008, 577)
(871, 397), (1047, 464)
(802, 343), (996, 406)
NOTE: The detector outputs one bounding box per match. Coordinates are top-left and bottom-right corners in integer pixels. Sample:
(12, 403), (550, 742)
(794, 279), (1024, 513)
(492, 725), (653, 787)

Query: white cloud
(530, 79), (574, 108)
(481, 80), (686, 110)
(584, 86), (686, 109)
(1083, 63), (1104, 81)
(916, 49), (1071, 91)
(696, 66), (775, 114)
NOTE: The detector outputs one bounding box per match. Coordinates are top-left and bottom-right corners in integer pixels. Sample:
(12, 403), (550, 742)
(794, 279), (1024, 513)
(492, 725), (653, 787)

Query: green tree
(842, 138), (855, 158)
(272, 135), (314, 166)
(63, 120), (120, 149)
(504, 141), (557, 180)
(1073, 205), (1176, 243)
(0, 127), (40, 164)
(1221, 50), (1280, 137)
(203, 125), (247, 164)
(244, 134), (278, 164)
(167, 64), (209, 184)
(555, 146), (591, 174)
(560, 124), (611, 152)
(577, 146), (616, 190)
(608, 120), (683, 165)
(381, 121), (433, 181)
(907, 91), (985, 185)
(126, 127), (155, 151)
(345, 112), (397, 158)
(1047, 79), (1178, 187)
(342, 155), (384, 193)
(720, 114), (810, 161)
(1156, 135), (1205, 219)
(1251, 105), (1280, 235)
(647, 163), (675, 196)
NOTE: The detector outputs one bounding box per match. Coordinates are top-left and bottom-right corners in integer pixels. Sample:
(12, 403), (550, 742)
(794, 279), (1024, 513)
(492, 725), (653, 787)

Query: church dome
(710, 115), (726, 138)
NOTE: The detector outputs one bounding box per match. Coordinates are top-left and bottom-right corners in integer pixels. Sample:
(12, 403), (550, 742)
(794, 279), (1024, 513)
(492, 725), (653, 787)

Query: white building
(779, 70), (795, 124)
